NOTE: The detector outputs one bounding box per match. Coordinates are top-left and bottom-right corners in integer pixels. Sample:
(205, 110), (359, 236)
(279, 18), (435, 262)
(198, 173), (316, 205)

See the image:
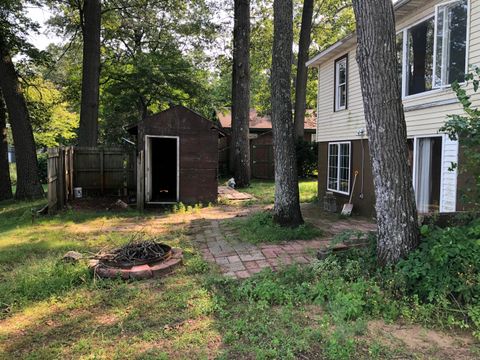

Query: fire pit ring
(89, 241), (183, 280)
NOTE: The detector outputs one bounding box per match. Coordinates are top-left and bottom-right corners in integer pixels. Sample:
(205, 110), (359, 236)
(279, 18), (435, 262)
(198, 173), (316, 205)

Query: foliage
(212, 0), (355, 113)
(296, 138), (318, 178)
(227, 211), (322, 244)
(441, 67), (480, 208)
(8, 163), (16, 186)
(397, 219), (480, 304)
(24, 77), (78, 148)
(37, 152), (48, 184)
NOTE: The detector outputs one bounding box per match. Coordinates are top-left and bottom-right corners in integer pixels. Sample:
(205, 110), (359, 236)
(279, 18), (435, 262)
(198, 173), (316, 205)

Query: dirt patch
(368, 320), (477, 359)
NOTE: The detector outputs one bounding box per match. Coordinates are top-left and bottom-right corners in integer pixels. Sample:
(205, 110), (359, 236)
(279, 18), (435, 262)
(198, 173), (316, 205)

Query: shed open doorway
(145, 136), (179, 204)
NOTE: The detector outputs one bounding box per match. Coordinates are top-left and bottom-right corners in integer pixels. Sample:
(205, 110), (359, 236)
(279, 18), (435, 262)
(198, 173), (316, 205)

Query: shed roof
(217, 109), (317, 131)
(125, 105), (226, 136)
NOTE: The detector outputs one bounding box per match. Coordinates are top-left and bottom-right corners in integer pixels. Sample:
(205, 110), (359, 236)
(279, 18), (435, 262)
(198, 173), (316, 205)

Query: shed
(127, 106), (224, 208)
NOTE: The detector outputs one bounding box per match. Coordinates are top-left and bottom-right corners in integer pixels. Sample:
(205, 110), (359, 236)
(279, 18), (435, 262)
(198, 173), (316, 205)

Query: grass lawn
(226, 211), (323, 244)
(235, 178), (318, 204)
(0, 199), (478, 359)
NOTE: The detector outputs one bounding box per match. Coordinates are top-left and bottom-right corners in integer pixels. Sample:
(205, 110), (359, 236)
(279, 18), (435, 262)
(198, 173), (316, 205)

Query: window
(398, 0), (469, 97)
(406, 17), (435, 95)
(327, 142), (350, 194)
(334, 56), (348, 111)
(433, 0), (468, 87)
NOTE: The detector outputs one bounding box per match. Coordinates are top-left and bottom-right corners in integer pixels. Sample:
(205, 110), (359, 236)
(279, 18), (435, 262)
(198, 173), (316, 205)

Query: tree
(271, 0), (303, 227)
(293, 0), (314, 139)
(231, 0), (251, 187)
(0, 0), (44, 200)
(352, 0), (419, 265)
(0, 90), (13, 202)
(78, 0), (101, 146)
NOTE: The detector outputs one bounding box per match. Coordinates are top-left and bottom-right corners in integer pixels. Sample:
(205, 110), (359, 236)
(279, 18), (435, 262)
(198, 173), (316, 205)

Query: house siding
(316, 0), (480, 143)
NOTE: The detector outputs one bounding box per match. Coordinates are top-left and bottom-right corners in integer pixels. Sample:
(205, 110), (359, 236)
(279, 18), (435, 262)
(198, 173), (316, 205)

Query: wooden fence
(47, 146), (135, 213)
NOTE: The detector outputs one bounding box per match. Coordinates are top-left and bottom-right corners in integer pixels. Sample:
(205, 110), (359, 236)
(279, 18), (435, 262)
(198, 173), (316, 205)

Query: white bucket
(74, 187), (83, 199)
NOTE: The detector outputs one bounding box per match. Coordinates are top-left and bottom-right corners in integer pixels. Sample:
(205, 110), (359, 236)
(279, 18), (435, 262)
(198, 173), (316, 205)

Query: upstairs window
(328, 142), (350, 194)
(434, 0), (468, 87)
(398, 0), (469, 97)
(406, 17), (435, 95)
(334, 56), (348, 111)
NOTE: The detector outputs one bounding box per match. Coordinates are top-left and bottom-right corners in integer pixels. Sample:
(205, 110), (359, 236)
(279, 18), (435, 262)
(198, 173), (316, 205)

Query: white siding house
(308, 0), (478, 215)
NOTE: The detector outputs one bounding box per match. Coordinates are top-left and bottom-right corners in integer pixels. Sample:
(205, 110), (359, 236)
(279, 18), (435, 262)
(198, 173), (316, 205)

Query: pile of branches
(97, 240), (172, 268)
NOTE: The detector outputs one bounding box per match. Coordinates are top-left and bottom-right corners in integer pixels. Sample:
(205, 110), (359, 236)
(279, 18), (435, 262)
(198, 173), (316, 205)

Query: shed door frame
(145, 135), (180, 204)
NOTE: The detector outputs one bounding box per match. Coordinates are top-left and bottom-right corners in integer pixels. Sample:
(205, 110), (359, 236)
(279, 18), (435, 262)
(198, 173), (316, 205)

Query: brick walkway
(191, 204), (376, 279)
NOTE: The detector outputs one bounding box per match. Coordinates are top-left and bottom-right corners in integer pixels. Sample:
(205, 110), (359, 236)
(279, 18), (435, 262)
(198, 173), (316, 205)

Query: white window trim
(398, 0), (470, 99)
(334, 57), (347, 111)
(432, 0), (470, 90)
(327, 141), (351, 195)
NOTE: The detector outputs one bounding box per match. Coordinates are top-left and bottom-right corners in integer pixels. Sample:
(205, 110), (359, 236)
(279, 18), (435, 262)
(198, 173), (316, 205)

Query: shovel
(341, 170), (359, 216)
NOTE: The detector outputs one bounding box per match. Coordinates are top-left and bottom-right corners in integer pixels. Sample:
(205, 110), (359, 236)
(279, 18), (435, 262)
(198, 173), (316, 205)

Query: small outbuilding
(127, 106), (224, 209)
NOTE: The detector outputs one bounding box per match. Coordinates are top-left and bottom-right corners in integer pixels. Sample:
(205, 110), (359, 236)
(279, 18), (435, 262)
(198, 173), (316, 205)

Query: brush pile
(97, 241), (172, 268)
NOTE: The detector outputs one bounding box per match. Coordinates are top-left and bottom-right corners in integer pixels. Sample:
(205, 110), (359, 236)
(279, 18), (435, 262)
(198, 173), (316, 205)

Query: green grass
(0, 199), (477, 359)
(239, 179), (318, 205)
(227, 211), (323, 244)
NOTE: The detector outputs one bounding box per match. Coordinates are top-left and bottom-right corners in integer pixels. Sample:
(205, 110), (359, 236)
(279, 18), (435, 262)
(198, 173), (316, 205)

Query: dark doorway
(150, 137), (178, 203)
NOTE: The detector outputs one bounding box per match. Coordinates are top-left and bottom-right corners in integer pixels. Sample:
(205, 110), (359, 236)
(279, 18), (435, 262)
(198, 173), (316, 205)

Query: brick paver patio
(190, 203), (377, 279)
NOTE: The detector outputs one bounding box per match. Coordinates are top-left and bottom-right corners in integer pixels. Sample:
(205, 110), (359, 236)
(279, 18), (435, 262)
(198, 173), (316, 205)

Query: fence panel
(251, 144), (274, 179)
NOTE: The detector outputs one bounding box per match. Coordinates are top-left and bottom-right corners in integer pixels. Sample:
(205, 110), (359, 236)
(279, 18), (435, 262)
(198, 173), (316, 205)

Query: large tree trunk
(0, 47), (44, 200)
(294, 0), (314, 139)
(271, 0), (304, 227)
(231, 0), (251, 187)
(0, 89), (13, 202)
(352, 0), (419, 265)
(78, 0), (101, 147)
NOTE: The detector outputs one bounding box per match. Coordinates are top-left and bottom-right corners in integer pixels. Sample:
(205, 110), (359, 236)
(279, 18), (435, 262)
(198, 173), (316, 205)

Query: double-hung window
(334, 56), (348, 111)
(398, 0), (468, 97)
(327, 142), (350, 194)
(433, 0), (469, 87)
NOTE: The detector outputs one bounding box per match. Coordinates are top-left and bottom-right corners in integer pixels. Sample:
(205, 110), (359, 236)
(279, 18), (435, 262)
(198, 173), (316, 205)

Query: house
(308, 0), (476, 217)
(127, 106), (225, 208)
(217, 109), (317, 179)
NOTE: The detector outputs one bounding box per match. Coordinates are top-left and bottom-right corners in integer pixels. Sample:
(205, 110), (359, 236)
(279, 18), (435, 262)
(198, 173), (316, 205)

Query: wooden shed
(127, 106), (224, 208)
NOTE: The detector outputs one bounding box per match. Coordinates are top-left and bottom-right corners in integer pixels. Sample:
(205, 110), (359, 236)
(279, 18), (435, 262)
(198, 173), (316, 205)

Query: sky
(26, 5), (63, 50)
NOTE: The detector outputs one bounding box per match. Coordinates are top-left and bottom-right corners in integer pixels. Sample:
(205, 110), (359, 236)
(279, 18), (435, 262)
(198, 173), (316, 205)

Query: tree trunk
(231, 0), (251, 188)
(294, 0), (314, 139)
(271, 0), (304, 227)
(78, 0), (101, 147)
(0, 47), (44, 200)
(352, 0), (419, 265)
(0, 89), (13, 202)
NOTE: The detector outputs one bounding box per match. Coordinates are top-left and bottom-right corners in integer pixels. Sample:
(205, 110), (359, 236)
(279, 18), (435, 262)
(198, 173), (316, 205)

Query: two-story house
(308, 0), (476, 217)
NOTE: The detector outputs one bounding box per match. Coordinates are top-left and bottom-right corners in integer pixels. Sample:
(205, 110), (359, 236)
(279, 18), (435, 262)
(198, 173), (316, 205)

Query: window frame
(327, 141), (351, 195)
(397, 0), (470, 99)
(432, 0), (470, 89)
(334, 55), (348, 112)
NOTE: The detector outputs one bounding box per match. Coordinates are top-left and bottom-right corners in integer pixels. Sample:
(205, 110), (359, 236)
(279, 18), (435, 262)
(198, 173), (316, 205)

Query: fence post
(100, 149), (104, 195)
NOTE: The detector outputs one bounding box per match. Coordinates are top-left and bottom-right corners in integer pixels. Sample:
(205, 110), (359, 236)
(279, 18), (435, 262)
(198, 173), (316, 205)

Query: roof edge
(306, 0), (413, 67)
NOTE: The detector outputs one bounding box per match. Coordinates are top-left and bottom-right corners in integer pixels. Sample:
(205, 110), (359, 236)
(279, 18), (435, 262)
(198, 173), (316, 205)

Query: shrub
(397, 219), (480, 304)
(296, 139), (318, 178)
(37, 152), (48, 184)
